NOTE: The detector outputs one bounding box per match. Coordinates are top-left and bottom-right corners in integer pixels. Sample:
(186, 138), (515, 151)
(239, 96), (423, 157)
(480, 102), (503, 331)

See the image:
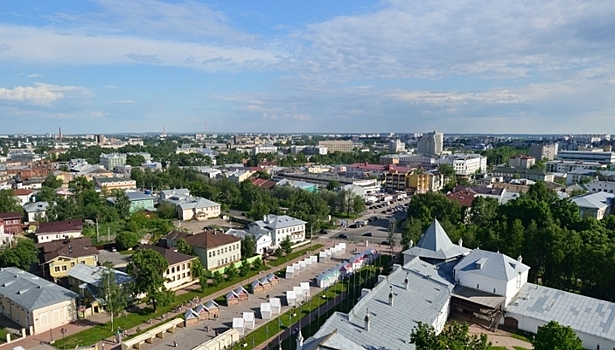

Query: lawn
(489, 347), (508, 350)
(268, 244), (324, 267)
(0, 327), (8, 343)
(513, 347), (531, 350)
(511, 330), (533, 343)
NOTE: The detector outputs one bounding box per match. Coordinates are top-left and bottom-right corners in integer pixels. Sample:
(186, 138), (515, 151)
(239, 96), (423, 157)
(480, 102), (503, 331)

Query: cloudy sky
(1, 0), (614, 135)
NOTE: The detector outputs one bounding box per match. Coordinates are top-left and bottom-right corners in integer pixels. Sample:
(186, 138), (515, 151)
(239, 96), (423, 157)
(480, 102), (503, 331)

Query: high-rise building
(389, 139), (405, 152)
(530, 143), (558, 161)
(318, 140), (354, 153)
(417, 131), (443, 155)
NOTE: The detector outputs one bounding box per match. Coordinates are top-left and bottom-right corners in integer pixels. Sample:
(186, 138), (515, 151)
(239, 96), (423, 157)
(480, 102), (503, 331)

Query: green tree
(0, 189), (21, 213)
(127, 249), (173, 312)
(175, 238), (194, 255)
(251, 256), (263, 271)
(326, 180), (340, 191)
(224, 262), (238, 280)
(190, 259), (207, 292)
(352, 195), (366, 216)
(98, 262), (127, 331)
(532, 320), (583, 350)
(211, 270), (223, 286)
(401, 217), (423, 250)
(111, 189), (131, 219)
(238, 257), (250, 277)
(42, 173), (62, 189)
(115, 231), (139, 250)
(126, 154), (146, 167)
(410, 322), (491, 350)
(157, 201), (177, 220)
(280, 236), (293, 255)
(0, 238), (39, 270)
(387, 218), (397, 253)
(241, 235), (256, 258)
(274, 248), (284, 258)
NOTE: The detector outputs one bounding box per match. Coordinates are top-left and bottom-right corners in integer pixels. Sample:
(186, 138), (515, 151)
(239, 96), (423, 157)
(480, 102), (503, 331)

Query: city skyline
(1, 0), (614, 134)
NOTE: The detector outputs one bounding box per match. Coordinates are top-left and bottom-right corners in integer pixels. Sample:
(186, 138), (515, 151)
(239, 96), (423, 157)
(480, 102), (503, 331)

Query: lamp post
(60, 328), (67, 349)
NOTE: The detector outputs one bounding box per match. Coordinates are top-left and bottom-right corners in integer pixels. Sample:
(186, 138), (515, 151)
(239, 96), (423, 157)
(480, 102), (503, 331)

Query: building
(417, 131), (444, 155)
(378, 154), (400, 165)
(318, 140), (354, 153)
(508, 155), (535, 169)
(252, 145), (278, 154)
(275, 179), (319, 193)
(587, 179), (615, 194)
(398, 154), (437, 166)
(407, 170), (444, 194)
(452, 185), (506, 203)
(545, 160), (605, 173)
(570, 191), (615, 220)
(403, 219), (470, 264)
(383, 169), (410, 192)
(557, 150), (615, 164)
(14, 188), (34, 206)
(23, 202), (49, 222)
(530, 143), (558, 161)
(140, 245), (197, 291)
(38, 237), (99, 281)
(36, 219), (83, 243)
(0, 212), (23, 234)
(165, 230), (242, 272)
(107, 192), (155, 213)
(437, 154), (487, 176)
(225, 229), (271, 256)
(159, 188), (191, 201)
(99, 153), (127, 170)
(171, 197), (221, 221)
(0, 267), (78, 333)
(67, 264), (133, 309)
(388, 139), (405, 152)
(248, 214), (306, 248)
(94, 177), (137, 191)
(491, 167), (555, 182)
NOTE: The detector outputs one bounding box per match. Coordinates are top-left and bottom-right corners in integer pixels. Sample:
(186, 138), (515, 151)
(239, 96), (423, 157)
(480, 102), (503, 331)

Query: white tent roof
(300, 282), (310, 293)
(286, 290), (296, 299)
(243, 312), (255, 322)
(232, 318), (245, 328)
(270, 297), (281, 308)
(260, 303), (271, 312)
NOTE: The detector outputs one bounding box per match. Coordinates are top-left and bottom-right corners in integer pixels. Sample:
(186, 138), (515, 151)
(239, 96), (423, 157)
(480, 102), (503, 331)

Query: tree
(211, 270), (223, 286)
(224, 262), (238, 280)
(274, 248), (284, 258)
(111, 190), (131, 219)
(127, 249), (173, 312)
(326, 180), (340, 191)
(532, 320), (583, 350)
(387, 218), (397, 253)
(0, 190), (21, 213)
(175, 238), (194, 255)
(115, 231), (139, 250)
(241, 235), (256, 257)
(0, 238), (39, 270)
(251, 256), (263, 271)
(190, 259), (207, 292)
(410, 322), (491, 350)
(98, 262), (127, 331)
(280, 236), (293, 255)
(238, 257), (250, 277)
(126, 154), (146, 167)
(42, 173), (62, 189)
(157, 201), (177, 220)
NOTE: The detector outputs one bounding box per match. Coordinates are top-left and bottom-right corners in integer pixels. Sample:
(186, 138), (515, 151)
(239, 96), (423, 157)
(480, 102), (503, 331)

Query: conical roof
(405, 219), (470, 261)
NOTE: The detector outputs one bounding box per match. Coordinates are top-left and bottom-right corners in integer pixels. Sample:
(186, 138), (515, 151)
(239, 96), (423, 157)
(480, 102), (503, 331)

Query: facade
(570, 191), (615, 220)
(317, 140), (354, 153)
(14, 188), (34, 205)
(587, 179), (615, 194)
(0, 212), (23, 234)
(248, 214), (306, 248)
(23, 201), (49, 222)
(398, 154), (437, 166)
(557, 150), (615, 164)
(491, 167), (555, 182)
(407, 170), (444, 194)
(36, 219), (83, 243)
(0, 267), (78, 334)
(160, 189), (221, 221)
(141, 245), (197, 291)
(99, 153), (127, 170)
(166, 230), (242, 271)
(378, 154), (400, 165)
(437, 154), (487, 176)
(94, 177), (137, 191)
(225, 229), (271, 256)
(38, 237), (99, 281)
(388, 139), (405, 152)
(508, 155), (535, 169)
(546, 160), (605, 173)
(252, 145), (278, 154)
(383, 170), (410, 192)
(417, 131), (444, 155)
(529, 143), (558, 161)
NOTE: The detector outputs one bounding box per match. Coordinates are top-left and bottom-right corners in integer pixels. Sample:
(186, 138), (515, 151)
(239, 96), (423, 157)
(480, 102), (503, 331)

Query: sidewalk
(1, 241), (333, 350)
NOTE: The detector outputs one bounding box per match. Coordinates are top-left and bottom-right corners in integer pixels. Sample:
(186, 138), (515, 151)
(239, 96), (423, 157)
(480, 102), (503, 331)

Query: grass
(118, 250), (134, 256)
(489, 347), (508, 350)
(511, 330), (534, 343)
(513, 347), (531, 350)
(0, 327), (9, 343)
(268, 244), (324, 267)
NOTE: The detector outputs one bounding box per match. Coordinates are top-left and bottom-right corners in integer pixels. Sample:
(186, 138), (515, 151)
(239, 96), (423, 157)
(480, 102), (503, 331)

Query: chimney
(263, 215), (267, 223)
(404, 273), (409, 290)
(364, 309), (370, 331)
(458, 238), (463, 247)
(409, 239), (413, 248)
(388, 286), (394, 306)
(517, 255), (523, 263)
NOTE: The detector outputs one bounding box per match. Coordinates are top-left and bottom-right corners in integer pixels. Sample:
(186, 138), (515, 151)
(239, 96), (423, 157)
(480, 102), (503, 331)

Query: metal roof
(0, 267), (78, 310)
(454, 249), (529, 282)
(251, 214), (306, 230)
(404, 219), (470, 260)
(67, 264), (132, 287)
(305, 257), (455, 350)
(571, 191), (615, 209)
(507, 283), (615, 343)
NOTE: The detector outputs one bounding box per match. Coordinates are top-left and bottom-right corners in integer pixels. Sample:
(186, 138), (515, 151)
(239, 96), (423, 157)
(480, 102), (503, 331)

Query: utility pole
(107, 226), (110, 242)
(96, 218), (99, 241)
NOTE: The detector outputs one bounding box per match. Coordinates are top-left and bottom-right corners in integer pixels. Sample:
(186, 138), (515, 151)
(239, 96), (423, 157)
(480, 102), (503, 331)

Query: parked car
(363, 232), (373, 237)
(338, 233), (348, 239)
(319, 229), (328, 234)
(380, 240), (390, 245)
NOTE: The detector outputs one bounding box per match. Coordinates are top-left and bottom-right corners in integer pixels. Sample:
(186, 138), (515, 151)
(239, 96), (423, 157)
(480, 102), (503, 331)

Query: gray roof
(0, 267), (78, 310)
(305, 257), (454, 350)
(506, 283), (615, 343)
(67, 264), (132, 287)
(23, 201), (49, 213)
(454, 249), (529, 282)
(570, 191), (615, 209)
(251, 214), (306, 230)
(403, 219), (470, 260)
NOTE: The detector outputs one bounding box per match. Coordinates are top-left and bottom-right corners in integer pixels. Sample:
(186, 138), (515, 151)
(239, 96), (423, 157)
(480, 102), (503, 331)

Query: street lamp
(60, 328), (67, 349)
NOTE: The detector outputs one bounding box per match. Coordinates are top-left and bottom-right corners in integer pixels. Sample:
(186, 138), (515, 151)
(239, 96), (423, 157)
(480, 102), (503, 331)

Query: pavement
(468, 324), (533, 349)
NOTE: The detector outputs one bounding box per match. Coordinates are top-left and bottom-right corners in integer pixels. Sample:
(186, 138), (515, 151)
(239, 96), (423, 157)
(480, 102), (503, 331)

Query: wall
(164, 259), (196, 291)
(32, 298), (77, 333)
(37, 230), (83, 243)
(431, 296), (451, 333)
(504, 270), (528, 307)
(49, 255), (98, 280)
(273, 224), (305, 247)
(454, 270), (507, 299)
(203, 241), (242, 271)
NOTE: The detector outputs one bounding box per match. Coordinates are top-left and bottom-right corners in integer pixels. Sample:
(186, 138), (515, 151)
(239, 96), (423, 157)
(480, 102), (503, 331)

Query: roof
(39, 237), (98, 263)
(183, 230), (241, 250)
(37, 220), (83, 234)
(95, 176), (135, 184)
(452, 285), (505, 309)
(570, 191), (615, 209)
(0, 212), (22, 220)
(177, 197), (220, 210)
(13, 188), (33, 196)
(305, 257), (454, 350)
(23, 202), (49, 213)
(492, 167), (548, 176)
(67, 264), (132, 287)
(506, 283), (615, 343)
(0, 267), (78, 310)
(160, 189), (190, 197)
(447, 189), (475, 207)
(125, 192), (154, 201)
(251, 178), (277, 189)
(453, 185), (504, 196)
(251, 214), (306, 230)
(454, 249), (529, 282)
(404, 219), (470, 260)
(140, 245), (196, 266)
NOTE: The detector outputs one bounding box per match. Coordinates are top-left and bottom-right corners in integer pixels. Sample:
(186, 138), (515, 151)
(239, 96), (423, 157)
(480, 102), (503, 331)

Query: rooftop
(183, 230), (242, 250)
(454, 249), (529, 282)
(140, 245), (196, 266)
(570, 191), (615, 209)
(67, 264), (132, 287)
(404, 219), (470, 261)
(251, 214), (307, 230)
(37, 219), (83, 234)
(38, 237), (98, 263)
(0, 267), (78, 310)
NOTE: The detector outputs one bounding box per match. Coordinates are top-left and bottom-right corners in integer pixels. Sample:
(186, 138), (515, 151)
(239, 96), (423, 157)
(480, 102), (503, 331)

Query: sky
(1, 0), (615, 135)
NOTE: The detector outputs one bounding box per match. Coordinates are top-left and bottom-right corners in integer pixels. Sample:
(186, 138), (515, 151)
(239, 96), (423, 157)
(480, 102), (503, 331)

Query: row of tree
(404, 182), (615, 302)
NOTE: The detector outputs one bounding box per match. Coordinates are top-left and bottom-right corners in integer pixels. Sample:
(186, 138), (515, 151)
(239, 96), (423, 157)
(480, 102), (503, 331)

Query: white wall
(32, 299), (77, 333)
(455, 270), (507, 299)
(432, 296), (451, 333)
(164, 260), (195, 291)
(504, 270), (528, 307)
(37, 231), (83, 243)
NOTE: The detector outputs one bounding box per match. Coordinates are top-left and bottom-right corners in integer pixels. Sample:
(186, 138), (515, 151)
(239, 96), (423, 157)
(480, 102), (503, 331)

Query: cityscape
(2, 1), (615, 350)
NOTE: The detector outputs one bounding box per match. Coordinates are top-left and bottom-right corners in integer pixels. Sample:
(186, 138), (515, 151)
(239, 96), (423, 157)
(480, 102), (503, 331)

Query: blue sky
(1, 0), (615, 135)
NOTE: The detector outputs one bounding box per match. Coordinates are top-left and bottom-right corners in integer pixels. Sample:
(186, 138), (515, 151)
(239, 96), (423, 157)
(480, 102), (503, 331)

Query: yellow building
(142, 245), (198, 291)
(0, 267), (78, 334)
(384, 170), (410, 192)
(38, 237), (99, 281)
(407, 171), (445, 194)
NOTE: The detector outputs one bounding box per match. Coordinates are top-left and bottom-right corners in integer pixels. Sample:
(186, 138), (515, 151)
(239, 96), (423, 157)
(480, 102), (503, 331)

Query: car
(380, 240), (390, 245)
(363, 232), (373, 237)
(338, 233), (348, 239)
(381, 210), (387, 214)
(319, 229), (328, 234)
(241, 213), (246, 216)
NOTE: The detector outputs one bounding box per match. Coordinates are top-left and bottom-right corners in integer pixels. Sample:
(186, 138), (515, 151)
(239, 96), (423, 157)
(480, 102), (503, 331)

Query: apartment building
(546, 160), (605, 173)
(417, 131), (443, 155)
(437, 154), (487, 176)
(407, 170), (444, 194)
(318, 140), (354, 153)
(248, 214), (306, 247)
(99, 153), (127, 170)
(530, 143), (558, 161)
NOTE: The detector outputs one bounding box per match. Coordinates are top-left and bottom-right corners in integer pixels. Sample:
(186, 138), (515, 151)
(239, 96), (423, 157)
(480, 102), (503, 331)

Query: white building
(99, 153), (127, 170)
(546, 160), (605, 173)
(557, 150), (615, 164)
(570, 191), (615, 220)
(248, 214), (306, 248)
(226, 229), (272, 256)
(587, 179), (615, 194)
(437, 154), (487, 176)
(389, 139), (405, 152)
(417, 131), (443, 155)
(253, 145), (278, 155)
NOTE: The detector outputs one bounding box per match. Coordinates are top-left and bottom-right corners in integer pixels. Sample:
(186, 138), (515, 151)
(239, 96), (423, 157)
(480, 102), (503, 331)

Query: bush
(115, 231), (139, 250)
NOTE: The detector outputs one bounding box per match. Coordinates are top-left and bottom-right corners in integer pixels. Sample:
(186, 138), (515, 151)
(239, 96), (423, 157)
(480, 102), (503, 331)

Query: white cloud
(27, 73), (41, 78)
(0, 82), (89, 105)
(90, 111), (109, 118)
(114, 99), (135, 104)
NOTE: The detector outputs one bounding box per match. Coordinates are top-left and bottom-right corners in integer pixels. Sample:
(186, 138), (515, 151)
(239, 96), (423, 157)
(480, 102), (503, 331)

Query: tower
(58, 127), (62, 142)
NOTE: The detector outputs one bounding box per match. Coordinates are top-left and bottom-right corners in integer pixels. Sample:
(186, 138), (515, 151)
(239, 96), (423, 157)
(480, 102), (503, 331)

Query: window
(71, 262), (75, 267)
(62, 265), (67, 271)
(54, 266), (60, 272)
(209, 252), (212, 258)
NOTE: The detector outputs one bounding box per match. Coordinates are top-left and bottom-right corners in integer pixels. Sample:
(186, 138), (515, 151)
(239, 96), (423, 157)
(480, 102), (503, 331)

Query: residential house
(36, 220), (83, 243)
(491, 167), (555, 182)
(14, 188), (34, 205)
(0, 267), (78, 333)
(165, 230), (242, 271)
(94, 177), (137, 192)
(38, 237), (99, 281)
(23, 201), (49, 222)
(407, 170), (444, 194)
(139, 245), (197, 290)
(0, 212), (23, 234)
(571, 191), (615, 220)
(383, 169), (411, 192)
(247, 214), (306, 248)
(225, 229), (272, 256)
(251, 178), (277, 190)
(508, 155), (535, 169)
(107, 192), (155, 213)
(275, 179), (319, 193)
(67, 264), (133, 311)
